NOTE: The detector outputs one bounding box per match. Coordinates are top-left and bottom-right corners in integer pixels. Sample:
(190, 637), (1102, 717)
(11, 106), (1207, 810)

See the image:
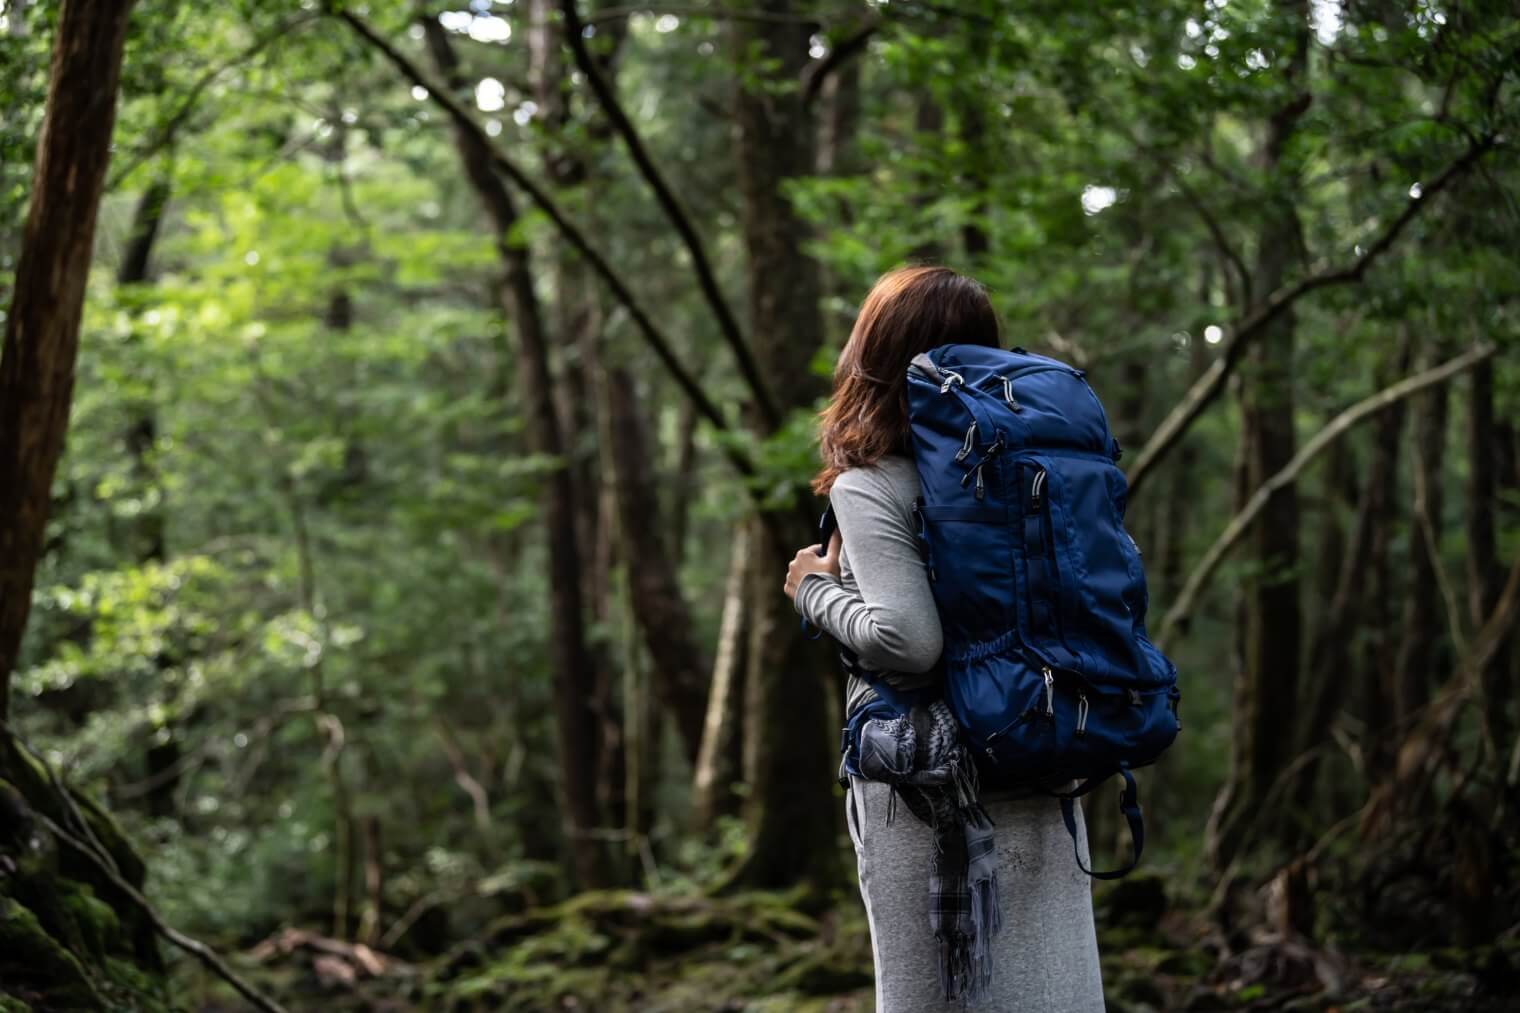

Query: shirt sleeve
(792, 466), (943, 674)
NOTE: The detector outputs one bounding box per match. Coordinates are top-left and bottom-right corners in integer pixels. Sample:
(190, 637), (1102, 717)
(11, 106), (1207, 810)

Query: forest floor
(193, 875), (1520, 1012)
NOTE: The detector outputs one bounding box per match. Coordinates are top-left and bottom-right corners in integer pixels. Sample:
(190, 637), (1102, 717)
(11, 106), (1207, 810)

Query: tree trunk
(1497, 418), (1520, 751)
(1465, 358), (1510, 759)
(670, 397), (699, 567)
(724, 0), (840, 894)
(1206, 264), (1302, 869)
(907, 94), (945, 263)
(1156, 309), (1211, 604)
(115, 178), (177, 815)
(0, 0), (135, 713)
(422, 16), (607, 889)
(816, 44), (862, 348)
(954, 34), (992, 261)
(604, 366), (710, 764)
(692, 522), (752, 830)
(1204, 17), (1309, 869)
(1353, 384), (1412, 779)
(1389, 342), (1450, 743)
(357, 816), (384, 946)
(117, 178), (171, 565)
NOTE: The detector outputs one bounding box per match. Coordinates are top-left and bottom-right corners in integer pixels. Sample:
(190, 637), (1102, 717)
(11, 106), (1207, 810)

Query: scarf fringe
(935, 869), (1001, 1004)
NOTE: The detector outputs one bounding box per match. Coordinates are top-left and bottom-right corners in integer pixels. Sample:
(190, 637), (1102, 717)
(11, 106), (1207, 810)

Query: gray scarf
(857, 698), (1003, 1002)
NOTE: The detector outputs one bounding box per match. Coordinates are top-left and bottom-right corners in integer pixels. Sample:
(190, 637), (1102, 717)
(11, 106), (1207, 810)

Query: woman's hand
(784, 530), (842, 601)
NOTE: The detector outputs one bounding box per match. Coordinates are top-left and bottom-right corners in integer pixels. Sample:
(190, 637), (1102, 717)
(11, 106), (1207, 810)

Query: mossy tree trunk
(0, 2), (179, 1005)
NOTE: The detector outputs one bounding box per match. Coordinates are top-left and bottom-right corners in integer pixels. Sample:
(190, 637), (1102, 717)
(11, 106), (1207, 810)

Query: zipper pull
(954, 421), (977, 462)
(1000, 376), (1022, 412)
(1030, 469), (1046, 511)
(1076, 693), (1089, 736)
(1042, 666), (1055, 719)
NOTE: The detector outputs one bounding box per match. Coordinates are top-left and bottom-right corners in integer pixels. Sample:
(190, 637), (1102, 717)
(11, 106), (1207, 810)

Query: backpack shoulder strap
(799, 503), (839, 641)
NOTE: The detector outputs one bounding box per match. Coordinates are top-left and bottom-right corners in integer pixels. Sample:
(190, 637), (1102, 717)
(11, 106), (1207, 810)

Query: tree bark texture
(0, 0), (136, 716)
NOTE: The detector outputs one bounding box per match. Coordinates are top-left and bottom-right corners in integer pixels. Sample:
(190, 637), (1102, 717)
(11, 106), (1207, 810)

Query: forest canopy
(0, 0), (1517, 1009)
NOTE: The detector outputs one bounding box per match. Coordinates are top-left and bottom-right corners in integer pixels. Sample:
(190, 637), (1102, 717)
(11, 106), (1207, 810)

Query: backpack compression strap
(1058, 765), (1144, 880)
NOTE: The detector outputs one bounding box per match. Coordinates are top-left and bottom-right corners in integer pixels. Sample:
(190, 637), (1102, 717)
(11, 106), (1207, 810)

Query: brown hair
(811, 265), (1001, 496)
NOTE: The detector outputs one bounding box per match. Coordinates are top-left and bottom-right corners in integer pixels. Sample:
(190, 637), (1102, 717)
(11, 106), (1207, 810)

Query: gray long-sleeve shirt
(793, 452), (943, 719)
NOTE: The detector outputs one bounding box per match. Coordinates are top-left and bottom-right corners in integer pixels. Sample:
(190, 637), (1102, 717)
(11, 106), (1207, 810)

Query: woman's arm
(791, 466), (943, 674)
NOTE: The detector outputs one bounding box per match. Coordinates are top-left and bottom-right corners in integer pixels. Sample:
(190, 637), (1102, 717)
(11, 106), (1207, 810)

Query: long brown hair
(811, 265), (1002, 496)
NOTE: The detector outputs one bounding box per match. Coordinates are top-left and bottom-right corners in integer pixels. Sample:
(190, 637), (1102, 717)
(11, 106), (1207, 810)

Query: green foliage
(2, 0), (1517, 1008)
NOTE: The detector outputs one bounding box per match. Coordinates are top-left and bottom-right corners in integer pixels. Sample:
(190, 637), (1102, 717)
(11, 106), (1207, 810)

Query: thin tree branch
(335, 9), (757, 483)
(561, 0), (778, 428)
(1127, 131), (1500, 501)
(1411, 437), (1469, 660)
(1171, 172), (1252, 306)
(106, 13), (318, 191)
(1157, 342), (1497, 650)
(434, 719), (492, 830)
(802, 19), (881, 108)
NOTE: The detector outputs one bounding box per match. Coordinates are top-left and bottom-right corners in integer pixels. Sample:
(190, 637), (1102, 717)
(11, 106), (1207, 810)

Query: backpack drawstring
(960, 434), (1005, 501)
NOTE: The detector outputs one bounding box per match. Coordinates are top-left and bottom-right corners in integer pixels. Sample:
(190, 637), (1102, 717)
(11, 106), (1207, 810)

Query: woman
(783, 265), (1106, 1011)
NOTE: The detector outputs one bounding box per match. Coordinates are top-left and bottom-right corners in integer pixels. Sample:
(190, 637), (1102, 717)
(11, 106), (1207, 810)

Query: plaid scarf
(856, 698), (1003, 1002)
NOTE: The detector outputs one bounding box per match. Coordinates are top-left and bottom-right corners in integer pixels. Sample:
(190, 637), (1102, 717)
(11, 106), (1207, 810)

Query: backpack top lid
(907, 343), (1117, 460)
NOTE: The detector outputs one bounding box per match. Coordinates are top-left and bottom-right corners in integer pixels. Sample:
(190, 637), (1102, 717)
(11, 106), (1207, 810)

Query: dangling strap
(1059, 766), (1144, 880)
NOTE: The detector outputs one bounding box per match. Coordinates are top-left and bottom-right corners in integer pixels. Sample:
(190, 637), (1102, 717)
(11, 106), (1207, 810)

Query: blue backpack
(810, 342), (1181, 878)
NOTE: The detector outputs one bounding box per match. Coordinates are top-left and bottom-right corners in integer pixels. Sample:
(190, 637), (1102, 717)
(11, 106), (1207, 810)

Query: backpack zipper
(984, 702), (1045, 757)
(980, 363), (1081, 411)
(998, 376), (1022, 412)
(1027, 465), (1073, 653)
(983, 709), (1034, 760)
(954, 421), (977, 462)
(982, 663), (1070, 760)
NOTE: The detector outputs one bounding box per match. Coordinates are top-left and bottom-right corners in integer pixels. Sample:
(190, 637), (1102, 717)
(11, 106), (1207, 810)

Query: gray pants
(845, 776), (1106, 1011)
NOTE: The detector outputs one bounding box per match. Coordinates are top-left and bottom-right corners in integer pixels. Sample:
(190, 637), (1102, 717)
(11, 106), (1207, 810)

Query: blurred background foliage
(1, 0), (1517, 1009)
